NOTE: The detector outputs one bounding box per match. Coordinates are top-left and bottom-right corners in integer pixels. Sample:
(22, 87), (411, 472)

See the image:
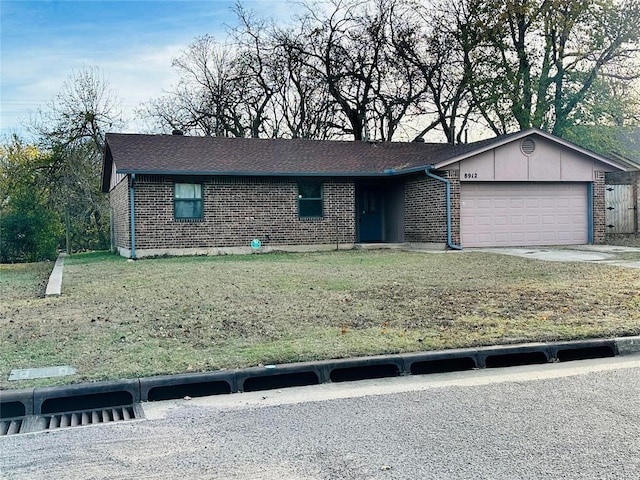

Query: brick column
(593, 172), (606, 244)
(445, 170), (461, 246)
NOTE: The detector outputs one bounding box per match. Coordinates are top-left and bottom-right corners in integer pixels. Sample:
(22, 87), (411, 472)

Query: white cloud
(0, 0), (326, 139)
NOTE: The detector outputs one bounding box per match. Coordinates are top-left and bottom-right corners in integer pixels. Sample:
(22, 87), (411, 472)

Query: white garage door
(461, 183), (588, 247)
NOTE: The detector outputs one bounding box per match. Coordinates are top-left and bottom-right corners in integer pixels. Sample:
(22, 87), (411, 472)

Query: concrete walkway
(473, 245), (640, 268)
(45, 253), (66, 297)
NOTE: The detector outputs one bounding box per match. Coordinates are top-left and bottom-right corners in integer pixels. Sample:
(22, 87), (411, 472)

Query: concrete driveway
(474, 245), (640, 268)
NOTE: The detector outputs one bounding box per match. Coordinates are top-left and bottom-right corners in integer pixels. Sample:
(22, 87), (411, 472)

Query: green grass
(1, 249), (640, 389)
(0, 261), (53, 300)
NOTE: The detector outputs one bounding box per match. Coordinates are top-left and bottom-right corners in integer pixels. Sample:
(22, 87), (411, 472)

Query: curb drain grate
(0, 404), (144, 436)
(1, 417), (24, 436)
(39, 405), (141, 431)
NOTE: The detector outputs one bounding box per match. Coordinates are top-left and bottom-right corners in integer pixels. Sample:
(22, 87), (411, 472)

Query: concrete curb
(615, 335), (640, 356)
(2, 336), (639, 419)
(45, 253), (66, 297)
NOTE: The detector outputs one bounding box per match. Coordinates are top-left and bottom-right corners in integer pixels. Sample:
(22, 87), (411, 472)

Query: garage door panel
(541, 232), (557, 241)
(461, 183), (588, 247)
(557, 232), (574, 242)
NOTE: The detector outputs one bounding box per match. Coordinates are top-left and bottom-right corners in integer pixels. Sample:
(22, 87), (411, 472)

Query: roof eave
(610, 152), (640, 171)
(115, 168), (430, 177)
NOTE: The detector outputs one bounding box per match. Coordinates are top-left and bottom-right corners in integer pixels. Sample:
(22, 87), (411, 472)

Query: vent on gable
(521, 138), (536, 155)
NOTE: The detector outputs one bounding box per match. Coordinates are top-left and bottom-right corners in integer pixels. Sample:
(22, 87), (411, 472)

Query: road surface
(2, 356), (639, 479)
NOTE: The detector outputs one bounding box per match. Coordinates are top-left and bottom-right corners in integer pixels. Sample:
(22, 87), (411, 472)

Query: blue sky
(0, 0), (295, 139)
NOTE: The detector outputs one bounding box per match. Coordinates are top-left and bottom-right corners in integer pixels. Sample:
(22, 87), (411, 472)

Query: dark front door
(358, 186), (383, 242)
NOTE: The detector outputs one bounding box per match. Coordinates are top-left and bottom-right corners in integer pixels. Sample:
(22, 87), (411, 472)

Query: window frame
(297, 180), (324, 219)
(173, 182), (204, 221)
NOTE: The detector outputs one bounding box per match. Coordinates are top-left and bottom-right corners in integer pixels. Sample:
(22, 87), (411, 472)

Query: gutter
(117, 169), (402, 178)
(129, 174), (137, 259)
(425, 169), (463, 250)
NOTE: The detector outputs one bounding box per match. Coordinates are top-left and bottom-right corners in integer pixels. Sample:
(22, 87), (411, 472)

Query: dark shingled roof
(101, 129), (624, 192)
(104, 133), (458, 176)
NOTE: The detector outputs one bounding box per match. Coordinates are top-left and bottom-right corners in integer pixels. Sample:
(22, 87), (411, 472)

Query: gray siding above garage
(449, 136), (618, 182)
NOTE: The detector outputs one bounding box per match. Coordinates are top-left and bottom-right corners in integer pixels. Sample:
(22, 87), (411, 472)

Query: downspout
(587, 182), (594, 244)
(129, 174), (137, 259)
(425, 169), (463, 250)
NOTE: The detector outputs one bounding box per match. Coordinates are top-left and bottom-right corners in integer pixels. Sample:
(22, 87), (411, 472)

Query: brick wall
(130, 175), (355, 250)
(593, 171), (606, 243)
(110, 176), (130, 250)
(404, 173), (448, 243)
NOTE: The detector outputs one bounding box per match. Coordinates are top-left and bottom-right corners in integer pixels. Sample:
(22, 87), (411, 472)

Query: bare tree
(285, 0), (411, 141)
(138, 0), (640, 145)
(30, 67), (121, 252)
(270, 27), (341, 139)
(140, 36), (249, 136)
(33, 66), (123, 150)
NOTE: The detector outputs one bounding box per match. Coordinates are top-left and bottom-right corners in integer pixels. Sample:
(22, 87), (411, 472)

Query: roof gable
(432, 128), (625, 171)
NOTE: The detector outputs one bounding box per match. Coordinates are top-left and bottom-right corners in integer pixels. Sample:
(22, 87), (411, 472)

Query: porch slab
(404, 243), (448, 251)
(355, 243), (409, 250)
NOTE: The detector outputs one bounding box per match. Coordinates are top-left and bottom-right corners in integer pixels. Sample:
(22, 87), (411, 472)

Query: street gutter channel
(3, 336), (635, 436)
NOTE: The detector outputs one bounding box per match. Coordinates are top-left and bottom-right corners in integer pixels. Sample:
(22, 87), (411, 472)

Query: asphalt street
(1, 356), (639, 480)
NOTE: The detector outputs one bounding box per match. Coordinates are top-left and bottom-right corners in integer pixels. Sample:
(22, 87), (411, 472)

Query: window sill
(174, 218), (204, 223)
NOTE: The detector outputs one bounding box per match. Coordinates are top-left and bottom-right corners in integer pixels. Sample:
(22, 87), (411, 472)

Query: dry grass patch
(1, 249), (639, 389)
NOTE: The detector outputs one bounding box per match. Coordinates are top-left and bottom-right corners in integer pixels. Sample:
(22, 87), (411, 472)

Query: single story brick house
(101, 128), (626, 258)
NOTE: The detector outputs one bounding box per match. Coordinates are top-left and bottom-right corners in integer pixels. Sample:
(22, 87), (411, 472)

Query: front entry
(357, 186), (384, 242)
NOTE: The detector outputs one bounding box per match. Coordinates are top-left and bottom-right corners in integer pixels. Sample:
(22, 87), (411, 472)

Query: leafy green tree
(1, 189), (62, 263)
(458, 0), (640, 137)
(557, 67), (640, 156)
(0, 137), (63, 263)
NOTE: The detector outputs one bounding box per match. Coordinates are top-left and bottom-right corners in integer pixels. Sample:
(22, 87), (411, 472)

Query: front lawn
(2, 249), (639, 388)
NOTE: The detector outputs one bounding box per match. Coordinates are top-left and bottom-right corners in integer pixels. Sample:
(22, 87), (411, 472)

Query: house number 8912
(463, 173), (478, 179)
